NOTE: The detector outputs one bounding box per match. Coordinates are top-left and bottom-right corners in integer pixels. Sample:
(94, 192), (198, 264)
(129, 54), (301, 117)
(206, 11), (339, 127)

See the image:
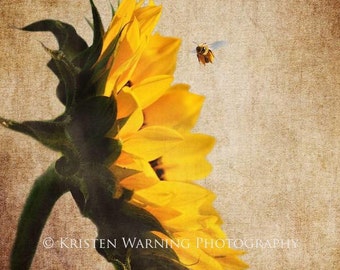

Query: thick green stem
(10, 165), (68, 270)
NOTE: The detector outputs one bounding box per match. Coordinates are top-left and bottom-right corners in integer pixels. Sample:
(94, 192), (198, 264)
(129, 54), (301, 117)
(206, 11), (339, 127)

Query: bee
(194, 40), (226, 65)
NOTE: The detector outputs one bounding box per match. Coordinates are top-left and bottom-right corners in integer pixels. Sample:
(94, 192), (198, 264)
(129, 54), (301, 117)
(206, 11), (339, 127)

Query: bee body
(196, 43), (215, 65)
(194, 40), (226, 65)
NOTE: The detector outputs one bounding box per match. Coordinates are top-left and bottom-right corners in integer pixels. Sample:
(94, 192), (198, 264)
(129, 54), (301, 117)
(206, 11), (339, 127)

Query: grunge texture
(0, 0), (339, 269)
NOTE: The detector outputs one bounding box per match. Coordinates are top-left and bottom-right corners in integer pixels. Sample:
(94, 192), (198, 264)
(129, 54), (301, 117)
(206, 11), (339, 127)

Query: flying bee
(194, 40), (226, 65)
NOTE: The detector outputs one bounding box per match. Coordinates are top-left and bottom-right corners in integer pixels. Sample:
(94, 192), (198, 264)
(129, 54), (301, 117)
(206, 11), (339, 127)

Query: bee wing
(209, 40), (227, 50)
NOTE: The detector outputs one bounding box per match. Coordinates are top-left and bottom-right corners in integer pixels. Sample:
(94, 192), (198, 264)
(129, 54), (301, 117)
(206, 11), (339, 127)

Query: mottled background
(0, 0), (339, 269)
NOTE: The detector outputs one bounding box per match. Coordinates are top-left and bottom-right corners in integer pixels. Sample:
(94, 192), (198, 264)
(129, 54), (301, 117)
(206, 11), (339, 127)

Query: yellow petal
(118, 108), (144, 139)
(117, 19), (142, 65)
(153, 232), (225, 270)
(116, 90), (138, 119)
(102, 0), (136, 54)
(163, 134), (215, 160)
(104, 5), (162, 95)
(164, 215), (223, 237)
(165, 158), (212, 182)
(144, 84), (204, 131)
(135, 6), (162, 36)
(134, 181), (213, 208)
(148, 0), (156, 6)
(171, 231), (248, 270)
(122, 126), (183, 161)
(137, 204), (181, 221)
(160, 134), (215, 181)
(114, 151), (158, 190)
(115, 151), (156, 177)
(128, 75), (173, 109)
(132, 35), (181, 84)
(120, 172), (158, 190)
(104, 19), (145, 96)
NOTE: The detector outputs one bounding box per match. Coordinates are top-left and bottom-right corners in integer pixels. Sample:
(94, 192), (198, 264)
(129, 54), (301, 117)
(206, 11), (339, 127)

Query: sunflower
(98, 0), (248, 269)
(2, 0), (247, 269)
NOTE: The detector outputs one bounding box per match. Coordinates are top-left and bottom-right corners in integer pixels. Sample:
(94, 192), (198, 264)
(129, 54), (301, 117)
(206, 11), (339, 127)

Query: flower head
(2, 0), (247, 269)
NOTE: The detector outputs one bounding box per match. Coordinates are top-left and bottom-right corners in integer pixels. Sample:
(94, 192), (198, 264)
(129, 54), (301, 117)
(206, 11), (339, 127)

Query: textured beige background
(0, 0), (339, 269)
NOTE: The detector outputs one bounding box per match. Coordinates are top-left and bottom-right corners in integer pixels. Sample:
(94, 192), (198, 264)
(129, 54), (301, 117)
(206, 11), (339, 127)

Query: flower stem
(10, 165), (68, 270)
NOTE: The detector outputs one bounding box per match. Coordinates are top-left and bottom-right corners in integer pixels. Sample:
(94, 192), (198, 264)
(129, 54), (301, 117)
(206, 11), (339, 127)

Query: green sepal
(66, 95), (117, 142)
(82, 163), (116, 211)
(66, 163), (116, 215)
(55, 154), (80, 177)
(90, 24), (127, 95)
(75, 0), (104, 72)
(109, 2), (116, 19)
(129, 247), (189, 270)
(96, 228), (188, 270)
(78, 137), (122, 164)
(100, 137), (122, 165)
(127, 232), (188, 270)
(119, 203), (170, 237)
(73, 0), (107, 100)
(107, 116), (130, 138)
(19, 1), (106, 105)
(0, 117), (69, 153)
(66, 163), (176, 268)
(20, 18), (89, 106)
(48, 59), (70, 106)
(85, 17), (94, 31)
(41, 44), (80, 109)
(10, 164), (68, 270)
(21, 19), (88, 62)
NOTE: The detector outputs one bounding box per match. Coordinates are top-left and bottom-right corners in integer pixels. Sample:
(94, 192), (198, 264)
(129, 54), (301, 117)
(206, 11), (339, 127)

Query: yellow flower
(98, 0), (247, 269)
